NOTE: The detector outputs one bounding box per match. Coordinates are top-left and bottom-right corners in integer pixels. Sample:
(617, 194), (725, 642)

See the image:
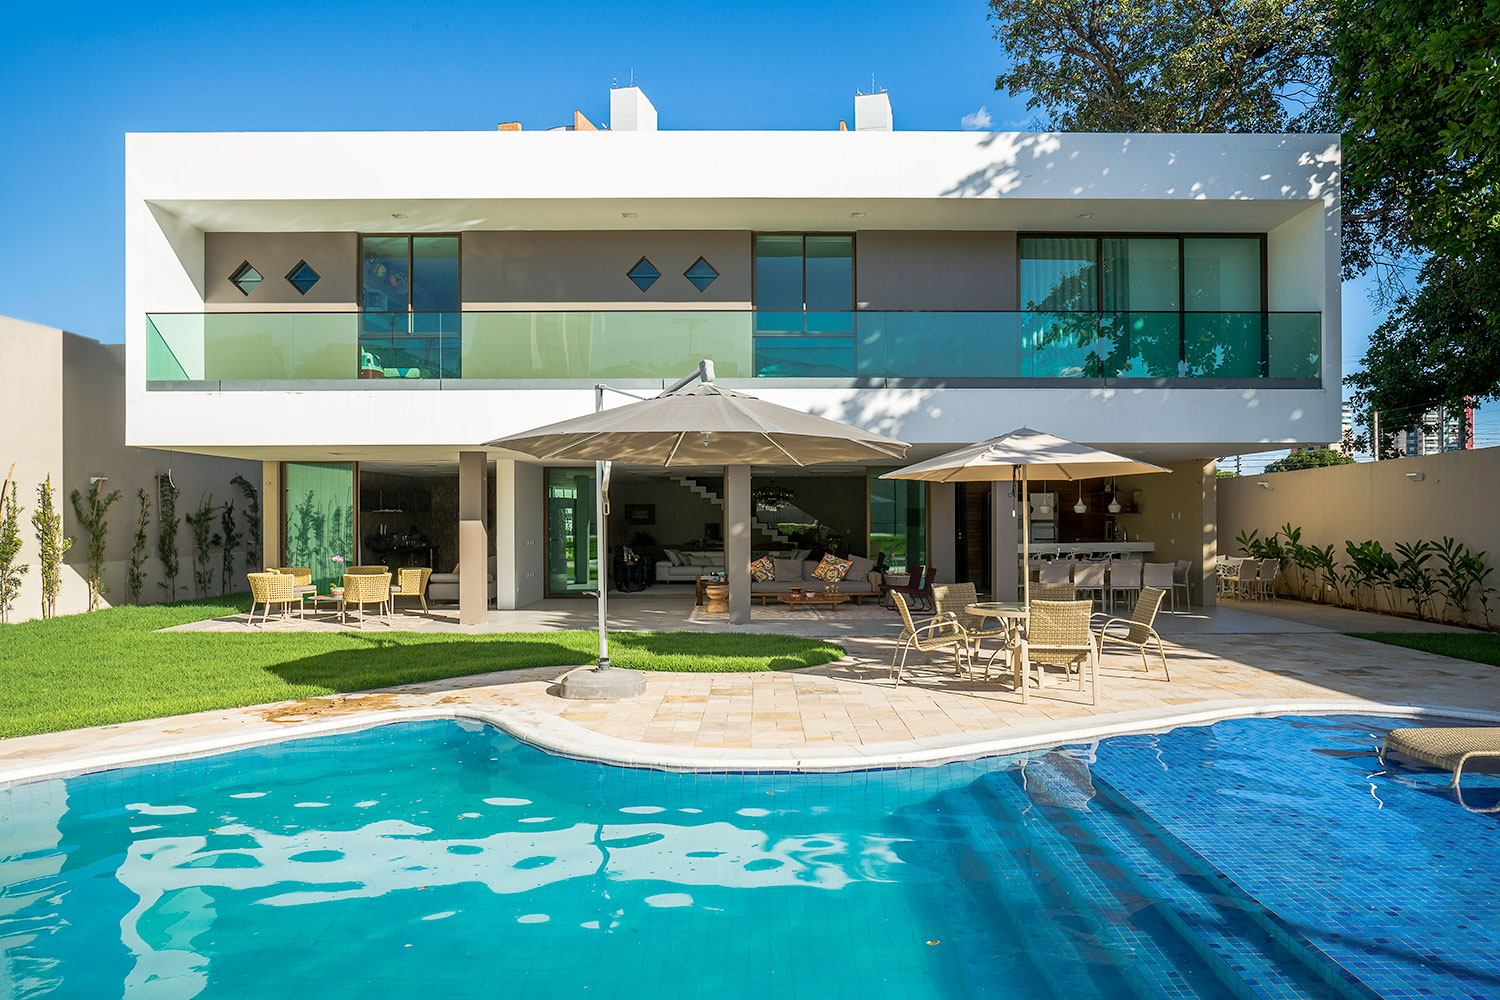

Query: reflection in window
(1019, 237), (1096, 310)
(752, 234), (854, 376)
(869, 471), (926, 573)
(546, 468), (597, 596)
(359, 235), (460, 379)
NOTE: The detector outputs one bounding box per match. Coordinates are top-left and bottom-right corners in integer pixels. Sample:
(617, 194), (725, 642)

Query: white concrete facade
(122, 117), (1342, 615)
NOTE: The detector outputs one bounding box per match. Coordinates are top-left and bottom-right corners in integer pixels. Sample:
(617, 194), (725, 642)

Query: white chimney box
(610, 86), (658, 132)
(854, 92), (892, 131)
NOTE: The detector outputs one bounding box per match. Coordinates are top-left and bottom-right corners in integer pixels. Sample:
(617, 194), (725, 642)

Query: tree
(127, 487), (151, 603)
(219, 499), (242, 595)
(31, 475), (73, 619)
(1263, 448), (1355, 473)
(986, 0), (1329, 132)
(0, 478), (26, 623)
(185, 493), (218, 599)
(156, 473), (181, 602)
(70, 480), (122, 612)
(1333, 0), (1500, 426)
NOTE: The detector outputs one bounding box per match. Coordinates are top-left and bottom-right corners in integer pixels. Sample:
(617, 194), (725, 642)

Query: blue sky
(2, 1), (1483, 460)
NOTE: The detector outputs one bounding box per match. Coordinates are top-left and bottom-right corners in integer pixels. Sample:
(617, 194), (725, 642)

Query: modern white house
(125, 86), (1341, 624)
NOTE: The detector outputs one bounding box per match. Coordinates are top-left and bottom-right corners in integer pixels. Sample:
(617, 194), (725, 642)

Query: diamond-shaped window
(684, 257), (719, 292)
(229, 261), (262, 296)
(285, 260), (321, 295)
(626, 256), (660, 292)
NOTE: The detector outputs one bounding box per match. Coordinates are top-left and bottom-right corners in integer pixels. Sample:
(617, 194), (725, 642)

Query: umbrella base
(559, 665), (646, 700)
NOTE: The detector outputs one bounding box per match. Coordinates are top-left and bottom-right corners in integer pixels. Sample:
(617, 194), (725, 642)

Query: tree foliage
(156, 474), (181, 602)
(185, 492), (218, 599)
(0, 480), (26, 623)
(128, 487), (150, 603)
(231, 473), (261, 571)
(1263, 448), (1355, 473)
(31, 475), (72, 619)
(987, 0), (1329, 132)
(1334, 0), (1500, 425)
(69, 480), (122, 612)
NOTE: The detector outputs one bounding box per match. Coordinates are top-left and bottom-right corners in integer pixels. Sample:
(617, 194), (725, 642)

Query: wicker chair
(1037, 561), (1072, 585)
(1023, 599), (1101, 705)
(274, 567), (312, 587)
(346, 564), (389, 575)
(247, 571), (298, 624)
(933, 582), (1025, 693)
(1032, 582), (1077, 602)
(891, 591), (972, 686)
(1096, 586), (1170, 680)
(341, 571), (392, 624)
(1074, 563), (1107, 608)
(392, 567), (433, 613)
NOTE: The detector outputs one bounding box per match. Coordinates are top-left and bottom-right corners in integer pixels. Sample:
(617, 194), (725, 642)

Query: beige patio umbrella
(881, 428), (1169, 604)
(487, 361), (909, 698)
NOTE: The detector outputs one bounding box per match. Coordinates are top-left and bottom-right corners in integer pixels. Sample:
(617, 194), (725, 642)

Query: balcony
(145, 310), (1322, 387)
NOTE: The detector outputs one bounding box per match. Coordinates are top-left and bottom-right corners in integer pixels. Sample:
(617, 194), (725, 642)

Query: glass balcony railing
(145, 310), (1322, 384)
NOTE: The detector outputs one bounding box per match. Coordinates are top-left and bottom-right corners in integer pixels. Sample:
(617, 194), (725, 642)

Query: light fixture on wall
(1405, 471), (1425, 481)
(1074, 481), (1086, 514)
(1258, 481), (1273, 490)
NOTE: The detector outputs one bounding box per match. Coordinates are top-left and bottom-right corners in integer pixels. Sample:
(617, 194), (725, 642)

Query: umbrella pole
(1021, 470), (1030, 607)
(557, 389), (645, 700)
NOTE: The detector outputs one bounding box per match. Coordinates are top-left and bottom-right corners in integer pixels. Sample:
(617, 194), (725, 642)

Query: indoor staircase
(668, 475), (792, 547)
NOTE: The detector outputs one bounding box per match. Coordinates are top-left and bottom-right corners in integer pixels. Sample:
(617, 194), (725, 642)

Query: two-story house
(126, 86), (1341, 623)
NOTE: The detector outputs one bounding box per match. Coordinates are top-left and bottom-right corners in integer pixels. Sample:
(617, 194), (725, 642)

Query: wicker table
(776, 593), (851, 612)
(303, 594), (344, 620)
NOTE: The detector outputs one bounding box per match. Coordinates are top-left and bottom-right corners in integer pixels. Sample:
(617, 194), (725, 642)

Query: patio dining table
(964, 601), (1030, 687)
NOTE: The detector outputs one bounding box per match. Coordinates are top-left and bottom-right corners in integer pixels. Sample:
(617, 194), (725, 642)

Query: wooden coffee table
(776, 593), (851, 612)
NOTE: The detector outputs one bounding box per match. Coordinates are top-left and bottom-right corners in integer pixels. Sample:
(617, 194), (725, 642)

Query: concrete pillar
(261, 461), (280, 570)
(1199, 459), (1218, 607)
(724, 464), (751, 624)
(927, 483), (955, 584)
(494, 459), (515, 610)
(459, 451), (489, 625)
(992, 480), (1020, 600)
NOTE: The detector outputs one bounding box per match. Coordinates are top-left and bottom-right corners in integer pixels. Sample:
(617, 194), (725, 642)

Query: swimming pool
(1, 715), (1495, 998)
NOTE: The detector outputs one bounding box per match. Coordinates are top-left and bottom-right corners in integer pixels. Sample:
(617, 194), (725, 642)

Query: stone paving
(2, 594), (1493, 782)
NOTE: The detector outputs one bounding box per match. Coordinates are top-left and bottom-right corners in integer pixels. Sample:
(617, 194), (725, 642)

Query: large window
(545, 468), (598, 596)
(283, 462), (356, 592)
(868, 471), (927, 573)
(1019, 234), (1265, 378)
(360, 235), (461, 379)
(753, 234), (854, 376)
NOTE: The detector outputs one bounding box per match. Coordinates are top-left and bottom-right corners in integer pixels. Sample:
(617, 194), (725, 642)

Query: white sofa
(655, 549), (727, 583)
(429, 556), (497, 604)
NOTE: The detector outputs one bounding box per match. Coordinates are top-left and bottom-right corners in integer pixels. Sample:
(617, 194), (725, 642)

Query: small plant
(185, 492), (218, 599)
(219, 499), (242, 595)
(1278, 523), (1308, 599)
(1304, 543), (1341, 605)
(0, 476), (26, 623)
(1344, 539), (1398, 612)
(31, 475), (73, 619)
(69, 480), (122, 612)
(1392, 540), (1436, 620)
(1234, 528), (1261, 557)
(231, 473), (261, 570)
(127, 487), (151, 602)
(156, 473), (182, 602)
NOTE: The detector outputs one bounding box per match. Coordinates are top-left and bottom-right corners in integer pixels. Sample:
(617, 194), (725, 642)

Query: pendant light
(1073, 481), (1087, 514)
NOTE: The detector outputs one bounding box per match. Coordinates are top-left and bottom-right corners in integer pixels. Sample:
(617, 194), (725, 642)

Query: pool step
(1076, 774), (1379, 1000)
(970, 761), (1231, 1000)
(978, 756), (1373, 1000)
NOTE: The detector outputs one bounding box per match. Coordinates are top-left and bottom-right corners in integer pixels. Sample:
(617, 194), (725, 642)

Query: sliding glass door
(545, 468), (598, 596)
(283, 461), (356, 592)
(868, 470), (927, 573)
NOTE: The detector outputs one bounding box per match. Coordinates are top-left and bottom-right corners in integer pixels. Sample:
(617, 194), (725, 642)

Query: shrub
(31, 475), (73, 619)
(69, 480), (122, 612)
(185, 493), (218, 599)
(127, 487), (150, 602)
(0, 479), (26, 623)
(156, 474), (181, 602)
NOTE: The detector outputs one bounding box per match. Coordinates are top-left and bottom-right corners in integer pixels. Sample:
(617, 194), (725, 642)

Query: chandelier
(751, 484), (795, 509)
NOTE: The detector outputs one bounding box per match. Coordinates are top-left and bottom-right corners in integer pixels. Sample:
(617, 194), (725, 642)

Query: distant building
(1399, 402), (1476, 456)
(1327, 401), (1355, 455)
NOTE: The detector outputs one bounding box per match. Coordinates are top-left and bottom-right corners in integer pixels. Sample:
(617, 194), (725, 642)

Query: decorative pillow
(846, 554), (877, 581)
(689, 553), (715, 567)
(811, 554), (852, 582)
(749, 556), (775, 582)
(793, 548), (812, 561)
(771, 558), (803, 582)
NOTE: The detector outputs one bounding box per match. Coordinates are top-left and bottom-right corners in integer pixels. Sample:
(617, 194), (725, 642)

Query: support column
(724, 464), (751, 624)
(992, 480), (1020, 600)
(459, 451), (489, 625)
(1199, 459), (1218, 607)
(494, 459), (516, 610)
(260, 461), (280, 570)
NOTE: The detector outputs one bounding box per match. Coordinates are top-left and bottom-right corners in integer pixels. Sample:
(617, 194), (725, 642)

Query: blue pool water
(1, 715), (1497, 999)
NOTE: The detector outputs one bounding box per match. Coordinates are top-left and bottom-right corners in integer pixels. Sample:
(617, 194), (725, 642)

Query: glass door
(545, 468), (598, 596)
(283, 462), (356, 592)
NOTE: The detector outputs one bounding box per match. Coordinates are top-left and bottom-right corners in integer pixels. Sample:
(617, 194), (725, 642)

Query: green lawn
(1349, 631), (1500, 668)
(0, 596), (844, 739)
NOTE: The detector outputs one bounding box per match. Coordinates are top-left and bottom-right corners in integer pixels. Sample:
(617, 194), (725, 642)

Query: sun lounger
(1380, 727), (1500, 787)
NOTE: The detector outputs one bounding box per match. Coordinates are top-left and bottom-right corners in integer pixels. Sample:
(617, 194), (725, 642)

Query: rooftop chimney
(610, 86), (658, 132)
(854, 92), (892, 131)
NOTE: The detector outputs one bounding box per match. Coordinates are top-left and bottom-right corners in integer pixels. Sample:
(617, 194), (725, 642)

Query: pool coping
(3, 697), (1499, 788)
